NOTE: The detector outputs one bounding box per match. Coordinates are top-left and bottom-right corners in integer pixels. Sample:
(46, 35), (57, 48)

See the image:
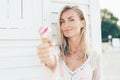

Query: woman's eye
(60, 20), (64, 24)
(69, 19), (75, 22)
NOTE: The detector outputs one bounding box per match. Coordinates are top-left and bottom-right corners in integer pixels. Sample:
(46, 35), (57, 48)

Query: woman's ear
(81, 20), (86, 28)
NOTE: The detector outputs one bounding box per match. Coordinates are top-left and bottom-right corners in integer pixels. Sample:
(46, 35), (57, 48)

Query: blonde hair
(57, 5), (89, 58)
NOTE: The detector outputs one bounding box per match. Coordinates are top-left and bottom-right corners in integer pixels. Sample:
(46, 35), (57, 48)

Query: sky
(99, 0), (120, 25)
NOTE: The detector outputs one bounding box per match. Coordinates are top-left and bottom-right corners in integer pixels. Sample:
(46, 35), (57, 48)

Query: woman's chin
(64, 34), (73, 38)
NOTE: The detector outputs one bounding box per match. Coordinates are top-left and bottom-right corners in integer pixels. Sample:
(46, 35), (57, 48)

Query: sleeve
(92, 52), (103, 80)
(52, 46), (60, 62)
(51, 46), (62, 80)
(51, 46), (60, 71)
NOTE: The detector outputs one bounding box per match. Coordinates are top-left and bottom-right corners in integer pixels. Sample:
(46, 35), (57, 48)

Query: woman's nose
(64, 21), (70, 28)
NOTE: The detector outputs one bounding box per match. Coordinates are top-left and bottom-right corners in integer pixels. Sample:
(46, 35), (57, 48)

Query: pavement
(102, 45), (120, 80)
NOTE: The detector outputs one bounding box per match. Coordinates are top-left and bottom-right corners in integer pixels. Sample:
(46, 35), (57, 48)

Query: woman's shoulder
(88, 49), (102, 69)
(88, 48), (102, 59)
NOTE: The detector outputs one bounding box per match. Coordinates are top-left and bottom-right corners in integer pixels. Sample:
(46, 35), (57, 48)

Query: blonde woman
(38, 5), (103, 80)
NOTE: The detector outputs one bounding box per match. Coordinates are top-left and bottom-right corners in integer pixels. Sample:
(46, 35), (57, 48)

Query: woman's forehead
(60, 9), (78, 19)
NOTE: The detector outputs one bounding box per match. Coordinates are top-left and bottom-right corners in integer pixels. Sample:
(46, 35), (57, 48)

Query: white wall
(0, 0), (52, 80)
(0, 0), (101, 80)
(89, 0), (102, 52)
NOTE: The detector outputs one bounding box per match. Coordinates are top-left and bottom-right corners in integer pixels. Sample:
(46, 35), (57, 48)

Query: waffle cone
(42, 38), (50, 43)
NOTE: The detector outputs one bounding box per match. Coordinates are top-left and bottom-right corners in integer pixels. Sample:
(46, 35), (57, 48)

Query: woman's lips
(64, 29), (72, 32)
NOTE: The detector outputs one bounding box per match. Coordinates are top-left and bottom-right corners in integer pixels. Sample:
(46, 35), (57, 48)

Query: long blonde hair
(57, 5), (89, 58)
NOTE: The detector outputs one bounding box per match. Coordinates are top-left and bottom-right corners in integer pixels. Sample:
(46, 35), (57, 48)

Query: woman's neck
(68, 35), (81, 51)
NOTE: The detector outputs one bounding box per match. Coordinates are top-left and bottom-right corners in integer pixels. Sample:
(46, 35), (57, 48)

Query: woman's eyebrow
(60, 16), (74, 20)
(68, 16), (74, 19)
(60, 18), (64, 20)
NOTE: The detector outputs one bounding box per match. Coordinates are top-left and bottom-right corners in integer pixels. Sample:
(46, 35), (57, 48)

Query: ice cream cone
(42, 38), (50, 43)
(39, 26), (51, 43)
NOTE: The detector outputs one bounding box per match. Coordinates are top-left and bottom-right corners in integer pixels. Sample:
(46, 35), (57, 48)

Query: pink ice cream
(39, 26), (51, 43)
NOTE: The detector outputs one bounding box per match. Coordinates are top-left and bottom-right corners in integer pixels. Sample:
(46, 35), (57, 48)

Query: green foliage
(101, 9), (120, 42)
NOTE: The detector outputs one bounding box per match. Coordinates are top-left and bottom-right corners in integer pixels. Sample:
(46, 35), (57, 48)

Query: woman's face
(60, 9), (85, 38)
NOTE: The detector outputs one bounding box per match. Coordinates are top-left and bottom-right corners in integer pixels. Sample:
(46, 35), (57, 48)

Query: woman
(38, 5), (103, 80)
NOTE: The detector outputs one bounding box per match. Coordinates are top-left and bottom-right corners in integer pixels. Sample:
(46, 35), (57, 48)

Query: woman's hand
(37, 41), (56, 70)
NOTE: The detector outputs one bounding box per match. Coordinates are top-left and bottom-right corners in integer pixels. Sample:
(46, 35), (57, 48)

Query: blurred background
(100, 0), (120, 80)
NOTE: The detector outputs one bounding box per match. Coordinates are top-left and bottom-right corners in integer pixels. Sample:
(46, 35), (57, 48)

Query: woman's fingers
(37, 43), (52, 65)
(38, 51), (50, 59)
(38, 53), (52, 65)
(38, 47), (50, 54)
(37, 43), (50, 49)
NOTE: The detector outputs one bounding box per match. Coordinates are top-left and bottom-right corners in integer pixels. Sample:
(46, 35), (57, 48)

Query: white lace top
(52, 49), (103, 80)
